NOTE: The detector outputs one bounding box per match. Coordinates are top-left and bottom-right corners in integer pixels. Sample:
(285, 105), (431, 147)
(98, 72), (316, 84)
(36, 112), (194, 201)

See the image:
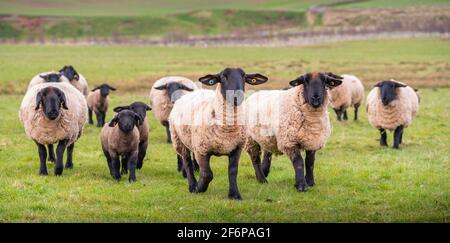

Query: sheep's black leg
(88, 109), (93, 125)
(287, 148), (307, 192)
(136, 141), (147, 170)
(305, 150), (316, 187)
(228, 147), (242, 200)
(121, 155), (128, 175)
(127, 153), (137, 182)
(178, 154), (187, 178)
(101, 112), (106, 126)
(95, 111), (102, 127)
(55, 139), (68, 176)
(192, 153), (199, 172)
(111, 155), (121, 180)
(195, 153), (213, 193)
(248, 144), (267, 183)
(36, 142), (48, 176)
(343, 110), (348, 121)
(262, 151), (272, 178)
(102, 146), (113, 176)
(182, 152), (197, 192)
(379, 128), (387, 146)
(334, 108), (342, 121)
(393, 125), (403, 149)
(164, 122), (172, 144)
(65, 143), (74, 169)
(399, 129), (403, 144)
(354, 104), (359, 121)
(47, 144), (55, 162)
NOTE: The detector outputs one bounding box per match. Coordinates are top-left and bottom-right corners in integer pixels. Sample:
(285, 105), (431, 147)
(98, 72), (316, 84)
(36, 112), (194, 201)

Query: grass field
(0, 38), (449, 222)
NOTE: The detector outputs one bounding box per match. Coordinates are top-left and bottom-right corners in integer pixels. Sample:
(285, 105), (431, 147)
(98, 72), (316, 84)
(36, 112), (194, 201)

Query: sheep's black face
(92, 83), (116, 98)
(199, 68), (268, 106)
(154, 82), (194, 104)
(35, 87), (68, 120)
(113, 102), (151, 121)
(374, 80), (407, 106)
(59, 65), (79, 81)
(290, 72), (343, 108)
(40, 73), (62, 83)
(109, 110), (142, 133)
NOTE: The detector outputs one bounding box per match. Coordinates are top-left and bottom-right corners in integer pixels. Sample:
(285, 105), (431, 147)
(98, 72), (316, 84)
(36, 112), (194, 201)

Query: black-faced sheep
(87, 83), (116, 127)
(169, 68), (268, 200)
(59, 65), (89, 96)
(366, 80), (420, 149)
(244, 72), (343, 192)
(149, 76), (197, 143)
(328, 74), (365, 121)
(113, 102), (151, 170)
(101, 110), (142, 182)
(19, 82), (87, 176)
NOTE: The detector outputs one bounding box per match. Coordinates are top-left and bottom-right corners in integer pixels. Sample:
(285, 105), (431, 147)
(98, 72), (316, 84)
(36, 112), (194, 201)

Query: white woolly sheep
(101, 110), (142, 182)
(19, 82), (87, 176)
(87, 83), (116, 127)
(328, 74), (365, 121)
(366, 79), (420, 149)
(244, 72), (343, 192)
(169, 68), (268, 200)
(59, 65), (89, 96)
(149, 76), (198, 143)
(113, 102), (152, 170)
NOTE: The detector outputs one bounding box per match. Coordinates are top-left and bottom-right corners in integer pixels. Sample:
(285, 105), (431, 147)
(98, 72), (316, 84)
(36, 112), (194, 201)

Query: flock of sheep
(18, 66), (420, 200)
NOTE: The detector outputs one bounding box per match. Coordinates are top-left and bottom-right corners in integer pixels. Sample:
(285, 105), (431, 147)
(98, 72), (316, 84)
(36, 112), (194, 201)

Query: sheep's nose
(47, 111), (59, 120)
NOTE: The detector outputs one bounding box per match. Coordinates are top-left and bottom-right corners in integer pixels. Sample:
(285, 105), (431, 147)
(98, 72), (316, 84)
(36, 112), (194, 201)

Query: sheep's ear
(113, 106), (130, 113)
(289, 75), (306, 87)
(35, 91), (44, 110)
(107, 85), (116, 91)
(373, 81), (385, 87)
(179, 84), (194, 92)
(109, 117), (118, 127)
(414, 88), (419, 92)
(245, 73), (268, 85)
(325, 72), (343, 80)
(57, 90), (68, 110)
(91, 86), (99, 92)
(39, 74), (48, 81)
(154, 84), (167, 90)
(57, 73), (62, 79)
(199, 74), (220, 86)
(395, 83), (407, 88)
(73, 73), (79, 81)
(324, 75), (343, 89)
(144, 104), (152, 111)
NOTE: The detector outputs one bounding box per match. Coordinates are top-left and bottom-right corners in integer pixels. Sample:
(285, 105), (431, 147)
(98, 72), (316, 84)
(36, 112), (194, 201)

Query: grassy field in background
(0, 38), (449, 94)
(1, 0), (448, 16)
(0, 38), (449, 222)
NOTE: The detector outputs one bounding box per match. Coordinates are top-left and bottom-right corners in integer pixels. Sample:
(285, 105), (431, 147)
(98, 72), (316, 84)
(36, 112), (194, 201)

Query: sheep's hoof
(39, 171), (48, 176)
(307, 181), (315, 187)
(48, 157), (55, 163)
(65, 163), (73, 169)
(128, 177), (136, 183)
(136, 163), (143, 170)
(121, 169), (128, 175)
(295, 183), (307, 192)
(54, 167), (63, 176)
(188, 182), (198, 193)
(228, 192), (242, 200)
(393, 145), (400, 149)
(112, 174), (121, 181)
(257, 177), (268, 184)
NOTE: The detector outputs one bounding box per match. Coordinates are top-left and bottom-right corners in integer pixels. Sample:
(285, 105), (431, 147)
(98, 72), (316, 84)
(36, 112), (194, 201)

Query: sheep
(366, 79), (420, 149)
(101, 110), (142, 182)
(244, 72), (343, 192)
(87, 83), (116, 127)
(113, 102), (152, 170)
(149, 76), (198, 144)
(328, 74), (365, 121)
(19, 82), (87, 176)
(59, 65), (89, 96)
(169, 68), (268, 200)
(27, 71), (71, 90)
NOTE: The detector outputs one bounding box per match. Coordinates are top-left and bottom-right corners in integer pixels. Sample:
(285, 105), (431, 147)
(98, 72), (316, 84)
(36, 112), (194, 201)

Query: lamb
(101, 110), (142, 182)
(149, 76), (197, 143)
(328, 74), (365, 121)
(169, 68), (268, 200)
(87, 83), (116, 127)
(27, 71), (70, 90)
(113, 102), (152, 170)
(19, 82), (87, 176)
(59, 65), (89, 96)
(244, 72), (343, 192)
(366, 79), (420, 149)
